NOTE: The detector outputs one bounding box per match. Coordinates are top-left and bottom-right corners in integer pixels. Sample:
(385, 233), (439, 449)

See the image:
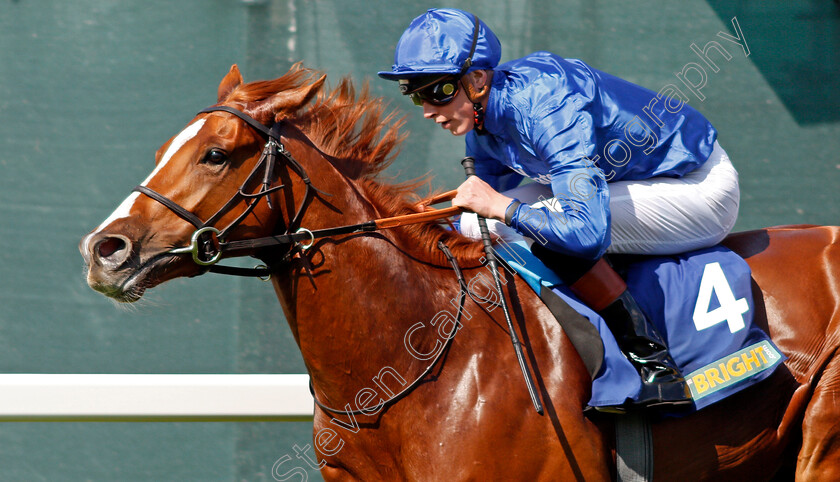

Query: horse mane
(224, 64), (485, 265)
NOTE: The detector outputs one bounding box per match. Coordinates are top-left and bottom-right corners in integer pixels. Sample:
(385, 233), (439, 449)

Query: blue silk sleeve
(508, 96), (611, 259)
(466, 134), (524, 191)
(475, 161), (524, 192)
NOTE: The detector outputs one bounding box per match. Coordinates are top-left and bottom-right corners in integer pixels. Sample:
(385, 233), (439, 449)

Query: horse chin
(93, 280), (148, 304)
(88, 252), (193, 303)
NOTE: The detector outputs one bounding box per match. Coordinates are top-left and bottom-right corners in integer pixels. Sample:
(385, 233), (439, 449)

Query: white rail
(0, 374), (314, 421)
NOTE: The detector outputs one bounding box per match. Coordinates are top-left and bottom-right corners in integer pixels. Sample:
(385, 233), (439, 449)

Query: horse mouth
(90, 252), (184, 303)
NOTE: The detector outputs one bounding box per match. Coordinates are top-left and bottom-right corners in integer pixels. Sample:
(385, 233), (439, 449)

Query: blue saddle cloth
(494, 240), (785, 411)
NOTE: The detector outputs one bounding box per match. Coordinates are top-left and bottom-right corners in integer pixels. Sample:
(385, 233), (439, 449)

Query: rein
(134, 105), (462, 277)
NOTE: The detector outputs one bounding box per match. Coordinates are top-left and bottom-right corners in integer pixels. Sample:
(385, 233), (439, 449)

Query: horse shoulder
(504, 275), (612, 479)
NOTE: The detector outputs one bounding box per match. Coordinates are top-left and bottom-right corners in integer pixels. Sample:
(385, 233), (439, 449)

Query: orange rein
(221, 189), (462, 263)
(374, 190), (461, 229)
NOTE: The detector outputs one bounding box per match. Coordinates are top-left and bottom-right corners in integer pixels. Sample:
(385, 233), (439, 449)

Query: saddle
(493, 240), (785, 412)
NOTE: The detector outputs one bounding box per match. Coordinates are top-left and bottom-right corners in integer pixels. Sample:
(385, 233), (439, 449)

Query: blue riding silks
(468, 51), (718, 260)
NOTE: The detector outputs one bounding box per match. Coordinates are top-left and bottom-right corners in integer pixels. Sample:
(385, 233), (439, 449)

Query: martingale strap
(309, 241), (468, 417)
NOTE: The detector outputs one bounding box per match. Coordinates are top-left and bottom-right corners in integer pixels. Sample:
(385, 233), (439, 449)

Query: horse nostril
(97, 236), (126, 259)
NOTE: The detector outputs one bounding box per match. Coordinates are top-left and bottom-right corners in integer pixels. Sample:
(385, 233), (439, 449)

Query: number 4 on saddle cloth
(494, 241), (785, 411)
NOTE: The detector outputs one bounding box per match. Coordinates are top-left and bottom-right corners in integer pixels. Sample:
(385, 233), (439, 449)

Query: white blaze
(83, 119), (206, 254)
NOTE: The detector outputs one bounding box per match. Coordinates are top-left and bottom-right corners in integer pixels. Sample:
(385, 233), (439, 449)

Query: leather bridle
(133, 105), (480, 415)
(134, 105), (462, 277)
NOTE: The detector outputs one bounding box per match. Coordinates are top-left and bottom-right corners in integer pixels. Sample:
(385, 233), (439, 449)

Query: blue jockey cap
(378, 8), (501, 81)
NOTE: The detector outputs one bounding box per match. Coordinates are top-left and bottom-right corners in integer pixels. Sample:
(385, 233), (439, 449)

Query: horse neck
(269, 135), (465, 406)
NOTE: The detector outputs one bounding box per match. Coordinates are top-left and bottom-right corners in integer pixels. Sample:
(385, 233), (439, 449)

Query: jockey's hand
(453, 176), (514, 222)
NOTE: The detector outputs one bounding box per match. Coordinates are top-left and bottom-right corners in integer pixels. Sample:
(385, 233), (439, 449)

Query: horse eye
(204, 149), (228, 165)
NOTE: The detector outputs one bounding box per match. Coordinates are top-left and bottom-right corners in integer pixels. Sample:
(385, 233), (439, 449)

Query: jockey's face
(421, 70), (490, 137)
(421, 86), (475, 136)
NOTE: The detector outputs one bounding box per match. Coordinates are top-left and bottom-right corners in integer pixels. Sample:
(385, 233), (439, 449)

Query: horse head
(80, 64), (327, 302)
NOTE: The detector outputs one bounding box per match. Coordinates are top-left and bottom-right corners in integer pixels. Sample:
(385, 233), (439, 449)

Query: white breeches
(459, 141), (740, 256)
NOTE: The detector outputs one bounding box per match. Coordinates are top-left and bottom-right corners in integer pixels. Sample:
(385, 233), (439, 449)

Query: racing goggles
(399, 76), (461, 106)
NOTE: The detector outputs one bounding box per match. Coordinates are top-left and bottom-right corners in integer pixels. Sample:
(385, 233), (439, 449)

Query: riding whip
(461, 157), (543, 415)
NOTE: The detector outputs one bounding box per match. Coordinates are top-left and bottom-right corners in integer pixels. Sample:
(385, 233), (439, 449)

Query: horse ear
(269, 74), (327, 117)
(218, 64), (244, 102)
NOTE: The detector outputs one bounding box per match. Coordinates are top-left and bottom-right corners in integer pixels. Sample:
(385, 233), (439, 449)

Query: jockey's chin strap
(134, 105), (463, 278)
(457, 14), (488, 136)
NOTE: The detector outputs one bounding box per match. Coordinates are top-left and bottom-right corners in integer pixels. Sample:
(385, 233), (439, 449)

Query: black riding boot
(598, 291), (691, 406)
(531, 245), (691, 407)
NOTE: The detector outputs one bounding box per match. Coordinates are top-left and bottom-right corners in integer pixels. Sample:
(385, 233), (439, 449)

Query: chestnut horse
(80, 64), (840, 480)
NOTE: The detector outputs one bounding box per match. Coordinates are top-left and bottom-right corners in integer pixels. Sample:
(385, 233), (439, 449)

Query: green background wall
(0, 0), (837, 480)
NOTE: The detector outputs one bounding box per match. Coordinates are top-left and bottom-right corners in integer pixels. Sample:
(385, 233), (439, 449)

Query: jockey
(379, 8), (740, 407)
